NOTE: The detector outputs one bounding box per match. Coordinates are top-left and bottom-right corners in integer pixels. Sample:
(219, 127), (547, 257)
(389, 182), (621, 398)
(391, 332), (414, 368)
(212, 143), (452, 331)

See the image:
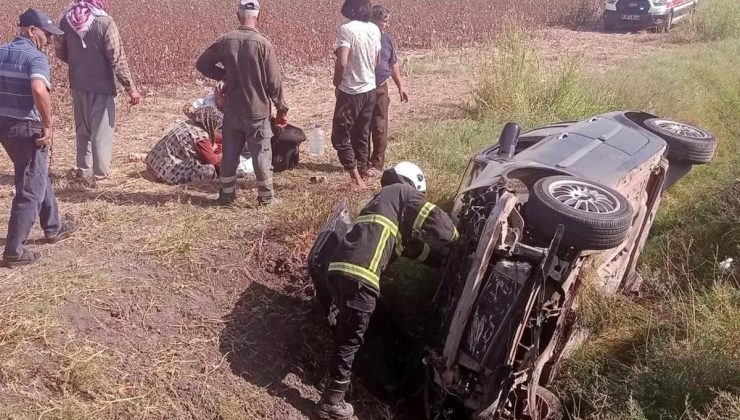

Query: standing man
(196, 0), (289, 207)
(332, 0), (381, 189)
(369, 5), (409, 174)
(55, 0), (141, 183)
(0, 9), (76, 268)
(316, 162), (459, 419)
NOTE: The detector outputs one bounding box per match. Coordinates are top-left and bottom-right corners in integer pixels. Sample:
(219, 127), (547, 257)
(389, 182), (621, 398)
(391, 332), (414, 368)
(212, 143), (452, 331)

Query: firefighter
(316, 161), (459, 419)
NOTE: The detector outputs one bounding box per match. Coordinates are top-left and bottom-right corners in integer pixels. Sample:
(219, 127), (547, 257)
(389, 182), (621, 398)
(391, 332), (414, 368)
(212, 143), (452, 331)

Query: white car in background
(603, 0), (700, 32)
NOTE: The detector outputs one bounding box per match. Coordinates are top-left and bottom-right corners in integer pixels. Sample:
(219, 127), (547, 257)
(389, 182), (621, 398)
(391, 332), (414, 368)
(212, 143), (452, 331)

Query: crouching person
(0, 9), (75, 268)
(145, 106), (224, 185)
(317, 162), (459, 419)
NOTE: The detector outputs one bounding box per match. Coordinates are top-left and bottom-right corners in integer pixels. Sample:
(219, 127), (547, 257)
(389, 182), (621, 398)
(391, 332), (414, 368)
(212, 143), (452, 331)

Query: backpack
(271, 123), (306, 173)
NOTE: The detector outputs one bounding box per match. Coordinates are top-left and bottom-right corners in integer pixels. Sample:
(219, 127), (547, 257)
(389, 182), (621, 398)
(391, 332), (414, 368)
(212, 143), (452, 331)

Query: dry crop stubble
(2, 0), (593, 86)
(0, 2), (617, 418)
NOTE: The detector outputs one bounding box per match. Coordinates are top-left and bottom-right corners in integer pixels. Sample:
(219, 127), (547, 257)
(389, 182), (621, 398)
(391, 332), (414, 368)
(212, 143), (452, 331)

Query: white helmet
(394, 161), (427, 192)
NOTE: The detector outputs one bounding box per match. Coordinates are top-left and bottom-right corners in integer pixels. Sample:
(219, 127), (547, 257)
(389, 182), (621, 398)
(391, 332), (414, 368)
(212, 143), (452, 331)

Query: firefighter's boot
(316, 379), (354, 419)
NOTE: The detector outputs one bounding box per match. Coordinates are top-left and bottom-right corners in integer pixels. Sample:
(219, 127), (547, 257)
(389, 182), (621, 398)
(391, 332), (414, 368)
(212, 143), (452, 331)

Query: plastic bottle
(309, 124), (325, 157)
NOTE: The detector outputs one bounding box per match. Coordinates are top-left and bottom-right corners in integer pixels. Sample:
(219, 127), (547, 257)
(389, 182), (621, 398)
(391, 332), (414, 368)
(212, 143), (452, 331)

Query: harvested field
(0, 0), (683, 417)
(1, 0), (598, 85)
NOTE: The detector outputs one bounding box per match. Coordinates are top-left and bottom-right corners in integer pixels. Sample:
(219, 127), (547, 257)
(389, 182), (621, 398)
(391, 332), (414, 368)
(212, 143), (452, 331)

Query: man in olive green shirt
(196, 0), (288, 206)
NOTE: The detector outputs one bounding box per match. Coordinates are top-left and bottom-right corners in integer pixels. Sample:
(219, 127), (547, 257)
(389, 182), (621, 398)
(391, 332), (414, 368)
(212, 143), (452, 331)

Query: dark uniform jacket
(328, 183), (459, 291)
(195, 26), (288, 124)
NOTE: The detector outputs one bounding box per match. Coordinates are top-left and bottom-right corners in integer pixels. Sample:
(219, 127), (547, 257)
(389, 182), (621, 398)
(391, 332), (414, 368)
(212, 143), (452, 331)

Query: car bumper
(604, 10), (670, 28)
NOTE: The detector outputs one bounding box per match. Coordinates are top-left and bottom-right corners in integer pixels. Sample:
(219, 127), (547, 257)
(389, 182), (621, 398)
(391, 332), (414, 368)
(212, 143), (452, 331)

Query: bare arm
(31, 79), (53, 145)
(333, 46), (350, 88)
(390, 62), (409, 102)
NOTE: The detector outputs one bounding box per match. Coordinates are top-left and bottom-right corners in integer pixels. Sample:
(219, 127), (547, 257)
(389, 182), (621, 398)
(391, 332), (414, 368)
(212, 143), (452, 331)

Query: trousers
(370, 82), (390, 170)
(221, 116), (274, 204)
(327, 272), (378, 382)
(0, 117), (61, 259)
(72, 89), (116, 178)
(331, 89), (376, 174)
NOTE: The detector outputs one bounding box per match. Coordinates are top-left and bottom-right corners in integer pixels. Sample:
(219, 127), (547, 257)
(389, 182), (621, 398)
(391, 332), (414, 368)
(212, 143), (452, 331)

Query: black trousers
(331, 90), (376, 175)
(327, 272), (378, 382)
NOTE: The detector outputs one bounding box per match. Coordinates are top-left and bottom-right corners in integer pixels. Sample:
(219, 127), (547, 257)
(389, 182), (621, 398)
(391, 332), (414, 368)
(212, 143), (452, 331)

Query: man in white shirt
(331, 0), (381, 189)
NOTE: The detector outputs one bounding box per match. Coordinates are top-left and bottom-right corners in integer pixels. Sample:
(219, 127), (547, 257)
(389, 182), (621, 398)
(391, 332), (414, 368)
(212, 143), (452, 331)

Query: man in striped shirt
(0, 9), (76, 268)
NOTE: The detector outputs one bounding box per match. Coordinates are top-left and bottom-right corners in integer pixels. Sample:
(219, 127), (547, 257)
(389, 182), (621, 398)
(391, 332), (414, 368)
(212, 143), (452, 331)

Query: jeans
(0, 117), (61, 259)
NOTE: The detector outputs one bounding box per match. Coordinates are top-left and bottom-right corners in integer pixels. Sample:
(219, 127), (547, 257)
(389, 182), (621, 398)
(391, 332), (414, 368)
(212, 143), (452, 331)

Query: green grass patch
(392, 20), (740, 420)
(670, 0), (740, 44)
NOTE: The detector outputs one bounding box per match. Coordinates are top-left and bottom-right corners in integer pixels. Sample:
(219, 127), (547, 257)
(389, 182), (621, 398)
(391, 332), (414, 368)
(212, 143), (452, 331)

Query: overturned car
(309, 111), (717, 419)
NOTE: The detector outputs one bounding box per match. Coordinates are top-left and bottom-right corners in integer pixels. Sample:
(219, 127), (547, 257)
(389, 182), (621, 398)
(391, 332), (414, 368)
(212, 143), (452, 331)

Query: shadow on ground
(219, 281), (330, 417)
(219, 279), (431, 418)
(54, 185), (215, 207)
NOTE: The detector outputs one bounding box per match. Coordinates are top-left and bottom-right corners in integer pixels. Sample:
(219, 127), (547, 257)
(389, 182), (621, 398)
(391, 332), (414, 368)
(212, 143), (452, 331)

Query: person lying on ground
(145, 106), (225, 185)
(369, 4), (409, 174)
(316, 161), (459, 420)
(331, 0), (381, 190)
(0, 9), (76, 268)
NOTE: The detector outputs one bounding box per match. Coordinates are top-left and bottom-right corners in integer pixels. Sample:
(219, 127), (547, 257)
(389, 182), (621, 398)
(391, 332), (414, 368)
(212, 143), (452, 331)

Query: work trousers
(221, 116), (274, 204)
(71, 89), (116, 178)
(331, 90), (376, 175)
(370, 82), (390, 171)
(0, 118), (61, 259)
(327, 273), (378, 382)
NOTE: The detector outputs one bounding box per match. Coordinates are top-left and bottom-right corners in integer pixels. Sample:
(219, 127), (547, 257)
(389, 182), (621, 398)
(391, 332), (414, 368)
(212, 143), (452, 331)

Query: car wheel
(526, 176), (633, 250)
(603, 18), (615, 32)
(644, 118), (717, 164)
(534, 386), (564, 420)
(662, 12), (673, 32)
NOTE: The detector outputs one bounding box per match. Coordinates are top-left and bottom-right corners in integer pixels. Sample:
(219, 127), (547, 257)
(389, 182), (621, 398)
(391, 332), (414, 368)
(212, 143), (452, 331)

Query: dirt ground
(0, 29), (666, 419)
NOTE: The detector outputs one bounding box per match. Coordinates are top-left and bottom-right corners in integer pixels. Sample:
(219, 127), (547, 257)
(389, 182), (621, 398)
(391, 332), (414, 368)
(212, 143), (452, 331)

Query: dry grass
(0, 22), (688, 420)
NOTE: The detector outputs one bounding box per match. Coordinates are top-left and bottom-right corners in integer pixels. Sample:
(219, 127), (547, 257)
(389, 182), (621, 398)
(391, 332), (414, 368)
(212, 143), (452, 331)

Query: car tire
(535, 386), (564, 420)
(526, 176), (633, 250)
(643, 118), (717, 164)
(603, 18), (615, 32)
(663, 12), (673, 33)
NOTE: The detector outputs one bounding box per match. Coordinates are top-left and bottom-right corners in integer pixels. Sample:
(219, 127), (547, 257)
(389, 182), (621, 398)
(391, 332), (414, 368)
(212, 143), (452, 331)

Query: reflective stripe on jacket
(328, 183), (458, 290)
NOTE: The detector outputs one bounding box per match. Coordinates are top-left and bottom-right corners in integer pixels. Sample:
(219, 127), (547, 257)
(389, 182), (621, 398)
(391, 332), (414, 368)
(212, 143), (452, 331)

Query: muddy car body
(308, 111), (716, 419)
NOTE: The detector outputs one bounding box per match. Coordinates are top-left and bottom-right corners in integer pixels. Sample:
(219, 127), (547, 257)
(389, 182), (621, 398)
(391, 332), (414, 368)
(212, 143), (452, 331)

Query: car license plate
(622, 14), (641, 21)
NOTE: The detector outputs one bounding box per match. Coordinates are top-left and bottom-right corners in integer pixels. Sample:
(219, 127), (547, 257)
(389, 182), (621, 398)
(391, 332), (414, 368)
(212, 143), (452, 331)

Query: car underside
(308, 110), (717, 419)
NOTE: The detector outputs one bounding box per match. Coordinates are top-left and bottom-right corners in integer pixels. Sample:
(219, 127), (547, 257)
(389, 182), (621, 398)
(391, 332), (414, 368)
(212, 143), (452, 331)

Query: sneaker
(217, 191), (236, 207)
(46, 221), (77, 244)
(1, 249), (42, 268)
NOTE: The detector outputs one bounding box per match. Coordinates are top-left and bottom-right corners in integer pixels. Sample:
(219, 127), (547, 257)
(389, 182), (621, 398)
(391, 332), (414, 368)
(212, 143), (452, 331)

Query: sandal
(46, 221), (77, 244)
(1, 249), (42, 268)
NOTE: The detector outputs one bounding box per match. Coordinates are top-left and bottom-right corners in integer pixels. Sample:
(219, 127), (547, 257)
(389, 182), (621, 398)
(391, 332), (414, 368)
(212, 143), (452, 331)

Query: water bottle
(309, 124), (325, 157)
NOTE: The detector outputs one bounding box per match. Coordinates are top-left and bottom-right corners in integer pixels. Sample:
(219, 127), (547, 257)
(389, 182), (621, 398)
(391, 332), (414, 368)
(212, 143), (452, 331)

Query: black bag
(271, 123), (306, 173)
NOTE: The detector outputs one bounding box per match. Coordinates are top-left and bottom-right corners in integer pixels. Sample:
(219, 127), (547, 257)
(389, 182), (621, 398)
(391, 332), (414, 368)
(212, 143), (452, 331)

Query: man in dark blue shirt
(369, 5), (409, 174)
(0, 9), (75, 268)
